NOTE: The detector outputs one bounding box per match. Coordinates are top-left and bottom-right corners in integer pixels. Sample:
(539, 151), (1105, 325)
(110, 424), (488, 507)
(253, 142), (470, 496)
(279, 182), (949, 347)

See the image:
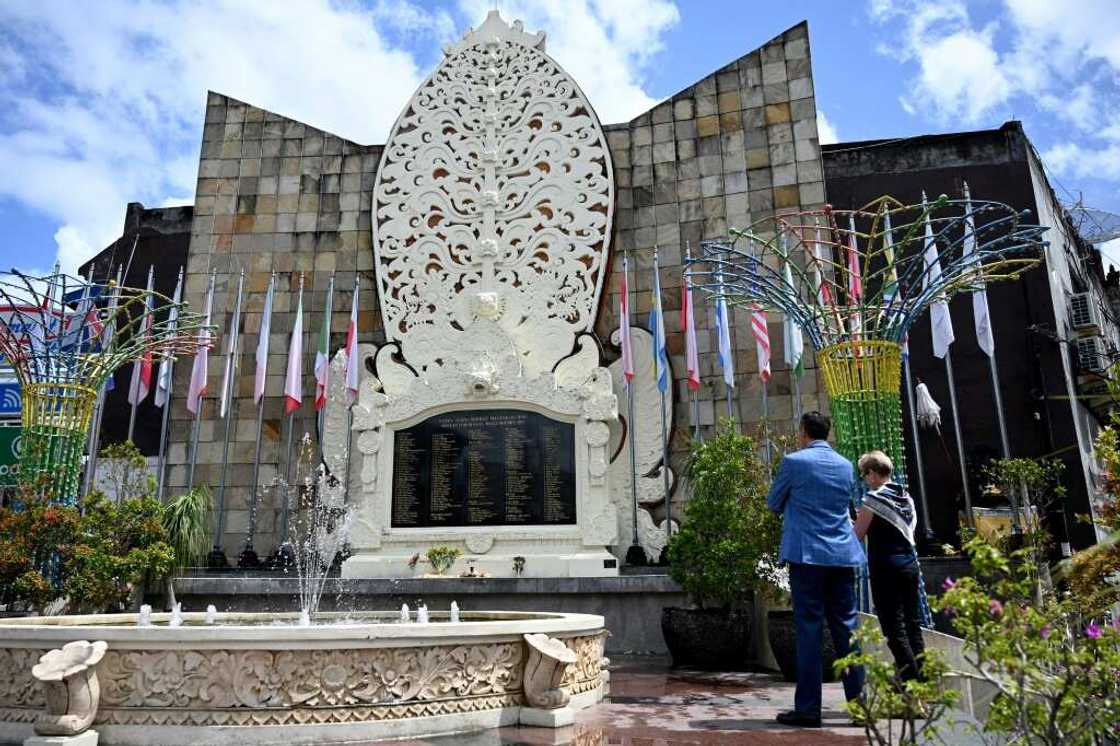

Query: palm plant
(160, 486), (212, 608)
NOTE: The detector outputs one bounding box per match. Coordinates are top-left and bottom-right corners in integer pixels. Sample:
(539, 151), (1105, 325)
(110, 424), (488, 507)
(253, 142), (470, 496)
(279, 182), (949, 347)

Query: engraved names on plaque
(391, 409), (576, 527)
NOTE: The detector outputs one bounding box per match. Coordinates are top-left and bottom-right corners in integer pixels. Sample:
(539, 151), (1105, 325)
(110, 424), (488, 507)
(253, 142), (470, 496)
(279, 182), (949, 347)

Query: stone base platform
(167, 573), (686, 656)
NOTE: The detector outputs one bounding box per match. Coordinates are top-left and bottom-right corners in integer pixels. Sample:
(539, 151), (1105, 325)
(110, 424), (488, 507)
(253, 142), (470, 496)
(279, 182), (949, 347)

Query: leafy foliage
(161, 486), (213, 571)
(425, 546), (461, 575)
(667, 421), (782, 609)
(99, 440), (156, 504)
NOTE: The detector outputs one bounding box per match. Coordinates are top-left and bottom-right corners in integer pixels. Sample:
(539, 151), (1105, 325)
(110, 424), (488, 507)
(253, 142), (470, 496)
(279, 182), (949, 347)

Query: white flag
(127, 267), (155, 406)
(254, 274), (274, 404)
(154, 270), (182, 408)
(284, 279), (304, 415)
(218, 271), (244, 418)
(923, 193), (955, 359)
(187, 273), (215, 415)
(714, 270), (735, 388)
(962, 183), (994, 357)
(344, 277), (360, 402)
(781, 256), (804, 378)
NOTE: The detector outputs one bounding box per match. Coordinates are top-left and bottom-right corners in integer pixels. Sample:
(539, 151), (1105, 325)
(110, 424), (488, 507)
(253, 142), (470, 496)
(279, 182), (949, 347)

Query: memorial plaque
(391, 409), (576, 527)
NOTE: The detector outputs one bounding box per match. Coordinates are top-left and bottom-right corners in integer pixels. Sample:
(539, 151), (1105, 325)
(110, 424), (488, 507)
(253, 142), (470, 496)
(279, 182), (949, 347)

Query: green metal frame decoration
(0, 267), (210, 503)
(691, 194), (1046, 476)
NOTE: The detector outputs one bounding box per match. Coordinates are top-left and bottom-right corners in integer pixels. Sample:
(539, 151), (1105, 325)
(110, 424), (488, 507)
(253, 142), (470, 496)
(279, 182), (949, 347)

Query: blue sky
(1, 0), (1117, 273)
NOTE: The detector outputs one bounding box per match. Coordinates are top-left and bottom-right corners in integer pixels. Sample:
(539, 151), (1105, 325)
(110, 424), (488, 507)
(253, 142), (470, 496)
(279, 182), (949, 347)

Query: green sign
(0, 426), (21, 487)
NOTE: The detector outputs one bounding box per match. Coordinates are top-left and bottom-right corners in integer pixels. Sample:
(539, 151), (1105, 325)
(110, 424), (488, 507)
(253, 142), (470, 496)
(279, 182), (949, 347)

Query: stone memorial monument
(340, 12), (622, 578)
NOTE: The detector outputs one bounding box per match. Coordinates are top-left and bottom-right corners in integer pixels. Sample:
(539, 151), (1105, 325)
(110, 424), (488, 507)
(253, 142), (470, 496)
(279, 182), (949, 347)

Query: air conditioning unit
(1076, 335), (1107, 373)
(1070, 292), (1101, 332)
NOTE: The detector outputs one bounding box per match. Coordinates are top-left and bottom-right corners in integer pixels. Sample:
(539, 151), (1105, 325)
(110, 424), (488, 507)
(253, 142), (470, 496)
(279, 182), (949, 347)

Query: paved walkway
(379, 658), (868, 745)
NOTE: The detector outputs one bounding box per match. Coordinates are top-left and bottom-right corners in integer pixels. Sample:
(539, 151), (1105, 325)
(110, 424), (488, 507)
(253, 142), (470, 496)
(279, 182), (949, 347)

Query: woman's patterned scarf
(863, 481), (917, 546)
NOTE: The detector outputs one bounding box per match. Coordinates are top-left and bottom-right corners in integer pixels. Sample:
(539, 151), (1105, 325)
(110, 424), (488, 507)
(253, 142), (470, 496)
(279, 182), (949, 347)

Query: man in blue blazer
(767, 411), (865, 727)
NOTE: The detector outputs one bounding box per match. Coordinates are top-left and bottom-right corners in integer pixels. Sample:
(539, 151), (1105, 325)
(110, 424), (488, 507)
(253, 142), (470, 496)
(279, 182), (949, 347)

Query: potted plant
(663, 421), (781, 670)
(425, 546), (462, 576)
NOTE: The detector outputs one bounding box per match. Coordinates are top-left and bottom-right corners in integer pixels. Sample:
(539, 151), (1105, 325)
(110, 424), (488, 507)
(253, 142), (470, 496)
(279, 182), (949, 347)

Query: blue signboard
(0, 381), (18, 417)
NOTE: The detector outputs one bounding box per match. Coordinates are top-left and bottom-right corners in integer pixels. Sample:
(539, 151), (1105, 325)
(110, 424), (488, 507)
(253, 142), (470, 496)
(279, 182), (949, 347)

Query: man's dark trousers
(789, 562), (864, 717)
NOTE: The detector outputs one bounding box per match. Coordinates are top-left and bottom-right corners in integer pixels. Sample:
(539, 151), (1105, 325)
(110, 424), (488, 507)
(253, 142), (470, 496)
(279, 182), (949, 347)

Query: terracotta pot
(766, 609), (837, 682)
(660, 607), (751, 670)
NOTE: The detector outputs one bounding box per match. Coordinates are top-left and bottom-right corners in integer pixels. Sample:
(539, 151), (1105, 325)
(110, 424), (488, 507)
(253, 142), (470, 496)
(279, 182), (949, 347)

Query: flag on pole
(648, 253), (670, 394)
(619, 256), (634, 384)
(922, 193), (955, 359)
(714, 269), (735, 388)
(187, 273), (214, 415)
(218, 271), (244, 418)
(254, 274), (274, 404)
(344, 277), (360, 403)
(154, 269), (182, 408)
(847, 215), (863, 340)
(681, 252), (700, 391)
(127, 267), (155, 406)
(745, 254), (770, 382)
(811, 218), (833, 306)
(103, 267), (123, 392)
(962, 183), (994, 357)
(781, 256), (804, 379)
(314, 276), (334, 411)
(284, 277), (304, 415)
(880, 207), (909, 358)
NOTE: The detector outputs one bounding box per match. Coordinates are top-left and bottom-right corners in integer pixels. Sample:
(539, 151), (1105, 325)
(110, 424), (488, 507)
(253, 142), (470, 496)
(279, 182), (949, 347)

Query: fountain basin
(0, 611), (608, 745)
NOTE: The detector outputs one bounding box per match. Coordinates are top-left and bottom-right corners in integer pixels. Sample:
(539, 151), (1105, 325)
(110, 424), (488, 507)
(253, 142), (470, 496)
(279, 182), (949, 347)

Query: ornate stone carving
(372, 10), (614, 378)
(0, 634), (605, 730)
(31, 639), (107, 736)
(465, 534), (495, 554)
(637, 508), (678, 564)
(522, 634), (577, 709)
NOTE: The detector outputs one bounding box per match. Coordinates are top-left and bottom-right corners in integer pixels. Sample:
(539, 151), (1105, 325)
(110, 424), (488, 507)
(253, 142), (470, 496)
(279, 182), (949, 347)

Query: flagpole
(317, 273), (335, 464)
(187, 271), (216, 492)
(623, 250), (644, 565)
(342, 274), (361, 504)
(245, 272), (275, 565)
(652, 248), (673, 553)
(903, 354), (933, 540)
(84, 266), (122, 496)
(155, 266), (184, 502)
(126, 265), (154, 443)
(943, 350), (973, 525)
(285, 274), (304, 484)
(213, 268), (244, 564)
(684, 242), (701, 441)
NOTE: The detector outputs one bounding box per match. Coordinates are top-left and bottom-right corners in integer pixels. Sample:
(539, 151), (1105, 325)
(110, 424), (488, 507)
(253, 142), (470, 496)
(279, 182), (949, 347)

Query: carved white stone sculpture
(522, 633), (577, 709)
(372, 9), (614, 378)
(344, 10), (620, 580)
(30, 640), (107, 736)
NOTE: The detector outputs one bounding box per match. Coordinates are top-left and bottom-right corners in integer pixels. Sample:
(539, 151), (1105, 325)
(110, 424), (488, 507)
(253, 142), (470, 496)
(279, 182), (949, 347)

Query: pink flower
(1085, 622), (1102, 640)
(1040, 624), (1052, 639)
(988, 600), (1004, 618)
(942, 577), (956, 592)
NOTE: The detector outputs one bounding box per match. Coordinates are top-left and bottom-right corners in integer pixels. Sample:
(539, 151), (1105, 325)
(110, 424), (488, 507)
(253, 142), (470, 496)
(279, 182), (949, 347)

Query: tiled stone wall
(168, 93), (384, 558)
(593, 22), (827, 520)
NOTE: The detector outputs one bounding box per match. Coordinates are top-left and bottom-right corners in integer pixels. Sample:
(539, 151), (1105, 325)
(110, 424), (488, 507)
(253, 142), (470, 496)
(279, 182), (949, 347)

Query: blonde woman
(853, 450), (925, 683)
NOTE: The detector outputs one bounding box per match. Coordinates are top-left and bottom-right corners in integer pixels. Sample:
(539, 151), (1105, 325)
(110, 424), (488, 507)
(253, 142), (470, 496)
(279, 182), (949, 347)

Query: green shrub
(667, 421), (782, 609)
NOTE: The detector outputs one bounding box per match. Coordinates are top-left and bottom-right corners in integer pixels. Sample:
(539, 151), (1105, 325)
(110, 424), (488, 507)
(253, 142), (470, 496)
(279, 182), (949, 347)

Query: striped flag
(619, 257), (634, 384)
(681, 254), (700, 391)
(345, 277), (360, 403)
(254, 274), (274, 404)
(781, 256), (804, 379)
(922, 192), (955, 359)
(648, 254), (670, 394)
(714, 269), (735, 388)
(284, 278), (304, 415)
(963, 183), (994, 357)
(314, 276), (334, 411)
(186, 273), (214, 415)
(746, 255), (770, 382)
(154, 269), (182, 408)
(127, 267), (155, 406)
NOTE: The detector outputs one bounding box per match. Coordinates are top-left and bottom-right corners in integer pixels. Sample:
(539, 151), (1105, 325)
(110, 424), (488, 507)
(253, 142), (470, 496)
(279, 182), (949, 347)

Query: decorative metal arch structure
(0, 268), (210, 502)
(691, 194), (1046, 475)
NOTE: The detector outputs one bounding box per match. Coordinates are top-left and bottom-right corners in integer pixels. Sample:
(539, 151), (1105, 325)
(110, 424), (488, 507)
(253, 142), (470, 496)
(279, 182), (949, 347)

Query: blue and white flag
(714, 269), (735, 388)
(648, 253), (670, 393)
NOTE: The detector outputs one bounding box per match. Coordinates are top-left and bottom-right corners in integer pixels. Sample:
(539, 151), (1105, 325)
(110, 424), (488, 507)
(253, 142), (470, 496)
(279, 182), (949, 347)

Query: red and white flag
(812, 219), (833, 306)
(186, 273), (215, 415)
(344, 277), (360, 402)
(314, 276), (334, 411)
(127, 267), (155, 406)
(681, 257), (700, 391)
(254, 274), (274, 404)
(154, 268), (182, 409)
(619, 257), (634, 384)
(284, 278), (304, 415)
(751, 304), (771, 383)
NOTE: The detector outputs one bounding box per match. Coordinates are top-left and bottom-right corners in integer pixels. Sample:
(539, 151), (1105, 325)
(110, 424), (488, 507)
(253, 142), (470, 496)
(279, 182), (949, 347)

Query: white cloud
(1042, 142), (1120, 180)
(0, 0), (445, 273)
(816, 110), (839, 145)
(456, 0), (680, 123)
